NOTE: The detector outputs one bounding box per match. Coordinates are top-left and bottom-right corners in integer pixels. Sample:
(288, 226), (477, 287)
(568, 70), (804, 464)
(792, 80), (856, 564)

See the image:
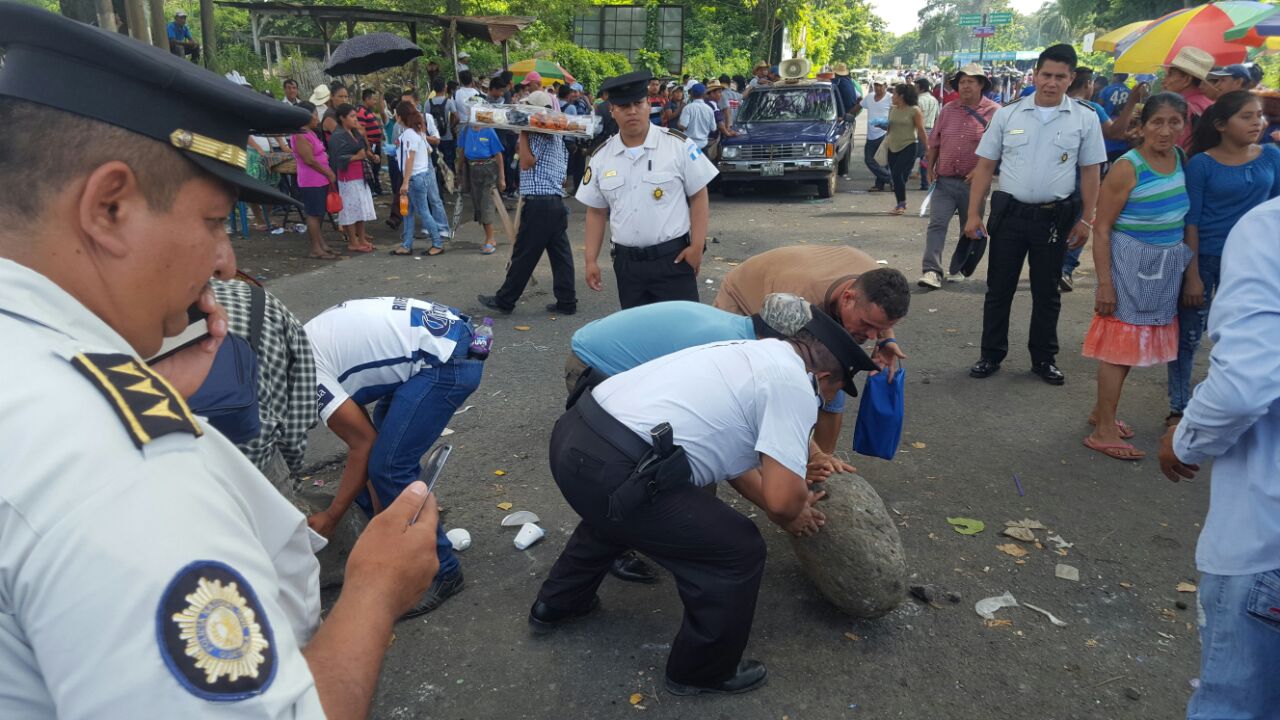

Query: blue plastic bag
(852, 365), (905, 460)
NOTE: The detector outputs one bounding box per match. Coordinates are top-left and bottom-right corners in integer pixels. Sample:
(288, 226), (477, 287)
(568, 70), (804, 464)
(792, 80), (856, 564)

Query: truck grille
(736, 144), (806, 161)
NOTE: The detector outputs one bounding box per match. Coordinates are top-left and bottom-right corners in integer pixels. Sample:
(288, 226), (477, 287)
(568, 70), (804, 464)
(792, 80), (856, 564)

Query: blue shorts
(300, 185), (327, 218)
(821, 390), (846, 414)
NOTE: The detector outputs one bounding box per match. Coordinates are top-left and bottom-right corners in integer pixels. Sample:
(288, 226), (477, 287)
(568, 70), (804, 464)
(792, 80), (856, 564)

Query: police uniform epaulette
(664, 127), (689, 142)
(1073, 98), (1094, 110)
(69, 352), (203, 449)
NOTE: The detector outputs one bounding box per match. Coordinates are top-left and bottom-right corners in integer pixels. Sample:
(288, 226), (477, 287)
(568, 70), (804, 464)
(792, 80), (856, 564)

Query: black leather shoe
(528, 595), (601, 633)
(666, 660), (768, 696)
(609, 551), (659, 584)
(1032, 361), (1066, 385)
(969, 359), (1001, 378)
(545, 302), (577, 316)
(401, 570), (464, 620)
(476, 294), (513, 314)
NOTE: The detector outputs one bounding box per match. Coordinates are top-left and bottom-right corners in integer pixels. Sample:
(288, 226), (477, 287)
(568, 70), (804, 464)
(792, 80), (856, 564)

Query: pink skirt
(1082, 314), (1179, 367)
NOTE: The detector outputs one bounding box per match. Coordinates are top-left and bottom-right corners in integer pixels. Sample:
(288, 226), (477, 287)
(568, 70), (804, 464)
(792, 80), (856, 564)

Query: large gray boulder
(790, 474), (906, 618)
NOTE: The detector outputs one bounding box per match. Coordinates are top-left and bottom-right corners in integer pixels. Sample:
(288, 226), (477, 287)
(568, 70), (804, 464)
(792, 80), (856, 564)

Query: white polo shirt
(594, 339), (817, 486)
(304, 297), (469, 422)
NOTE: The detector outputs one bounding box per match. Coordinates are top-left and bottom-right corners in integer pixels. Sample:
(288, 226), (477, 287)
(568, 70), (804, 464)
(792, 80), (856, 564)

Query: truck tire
(816, 171), (836, 199)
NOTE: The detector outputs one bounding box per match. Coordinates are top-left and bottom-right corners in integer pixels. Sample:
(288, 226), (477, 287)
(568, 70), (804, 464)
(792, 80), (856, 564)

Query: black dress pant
(536, 406), (766, 686)
(980, 192), (1075, 365)
(495, 196), (576, 311)
(612, 246), (699, 309)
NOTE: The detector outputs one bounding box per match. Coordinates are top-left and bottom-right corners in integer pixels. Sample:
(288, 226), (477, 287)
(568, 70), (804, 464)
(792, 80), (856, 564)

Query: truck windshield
(736, 87), (836, 123)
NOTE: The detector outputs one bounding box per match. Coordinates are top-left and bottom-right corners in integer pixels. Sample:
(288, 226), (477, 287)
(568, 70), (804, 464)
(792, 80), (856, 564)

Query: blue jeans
(1061, 244), (1085, 275)
(357, 334), (485, 578)
(402, 170), (447, 250)
(863, 135), (891, 188)
(1167, 254), (1222, 413)
(1188, 570), (1280, 719)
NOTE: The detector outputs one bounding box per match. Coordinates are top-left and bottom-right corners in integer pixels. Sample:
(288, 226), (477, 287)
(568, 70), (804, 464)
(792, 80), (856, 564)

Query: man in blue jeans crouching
(305, 296), (485, 616)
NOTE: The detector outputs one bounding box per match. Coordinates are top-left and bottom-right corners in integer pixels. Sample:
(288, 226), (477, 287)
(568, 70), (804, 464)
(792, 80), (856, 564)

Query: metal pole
(251, 14), (261, 55)
(200, 0), (216, 71)
(147, 0), (167, 52)
(94, 0), (118, 32)
(978, 12), (986, 63)
(451, 20), (459, 82)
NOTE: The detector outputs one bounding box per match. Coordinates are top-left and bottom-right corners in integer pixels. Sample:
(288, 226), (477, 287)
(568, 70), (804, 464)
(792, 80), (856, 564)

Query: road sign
(958, 13), (983, 27)
(973, 25), (996, 38)
(988, 12), (1013, 25)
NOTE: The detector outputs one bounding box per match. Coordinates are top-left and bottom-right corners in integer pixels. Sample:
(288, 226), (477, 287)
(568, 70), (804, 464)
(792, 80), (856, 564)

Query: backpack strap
(248, 284), (266, 356)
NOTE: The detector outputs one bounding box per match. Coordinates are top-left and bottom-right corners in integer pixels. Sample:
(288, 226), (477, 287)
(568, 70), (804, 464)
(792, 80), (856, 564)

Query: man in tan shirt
(714, 245), (910, 451)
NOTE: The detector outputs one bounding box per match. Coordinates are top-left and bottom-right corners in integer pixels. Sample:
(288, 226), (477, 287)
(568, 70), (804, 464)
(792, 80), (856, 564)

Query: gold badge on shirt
(653, 188), (664, 200)
(1060, 152), (1069, 164)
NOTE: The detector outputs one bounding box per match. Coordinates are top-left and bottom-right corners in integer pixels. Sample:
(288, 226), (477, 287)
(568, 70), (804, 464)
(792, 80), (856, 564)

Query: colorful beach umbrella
(1094, 21), (1152, 53)
(1113, 1), (1274, 74)
(508, 58), (575, 86)
(1222, 3), (1280, 47)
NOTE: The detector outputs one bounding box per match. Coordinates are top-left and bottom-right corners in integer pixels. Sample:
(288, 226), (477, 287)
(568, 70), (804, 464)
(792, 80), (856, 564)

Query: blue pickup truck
(716, 80), (853, 198)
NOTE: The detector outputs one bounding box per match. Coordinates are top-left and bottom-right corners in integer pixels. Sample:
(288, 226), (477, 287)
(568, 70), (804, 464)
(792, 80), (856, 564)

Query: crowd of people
(1, 4), (1278, 717)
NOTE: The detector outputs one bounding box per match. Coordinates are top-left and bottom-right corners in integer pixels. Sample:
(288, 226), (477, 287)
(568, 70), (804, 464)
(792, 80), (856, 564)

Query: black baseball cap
(0, 3), (311, 206)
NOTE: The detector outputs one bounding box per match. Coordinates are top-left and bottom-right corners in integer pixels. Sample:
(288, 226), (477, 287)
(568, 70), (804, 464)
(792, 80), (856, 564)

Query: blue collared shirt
(519, 132), (567, 196)
(1174, 196), (1280, 575)
(166, 21), (192, 42)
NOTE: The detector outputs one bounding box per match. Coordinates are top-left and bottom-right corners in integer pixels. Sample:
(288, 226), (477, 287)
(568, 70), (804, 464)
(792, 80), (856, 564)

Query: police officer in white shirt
(529, 310), (875, 696)
(304, 297), (485, 616)
(963, 44), (1105, 386)
(577, 70), (719, 309)
(0, 7), (439, 717)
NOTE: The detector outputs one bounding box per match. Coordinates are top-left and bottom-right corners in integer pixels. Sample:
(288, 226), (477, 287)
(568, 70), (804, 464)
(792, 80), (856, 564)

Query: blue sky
(871, 0), (1051, 36)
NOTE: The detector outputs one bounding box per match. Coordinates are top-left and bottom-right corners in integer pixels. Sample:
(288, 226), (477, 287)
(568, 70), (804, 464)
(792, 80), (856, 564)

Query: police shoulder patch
(582, 166), (592, 185)
(70, 353), (202, 449)
(157, 560), (277, 702)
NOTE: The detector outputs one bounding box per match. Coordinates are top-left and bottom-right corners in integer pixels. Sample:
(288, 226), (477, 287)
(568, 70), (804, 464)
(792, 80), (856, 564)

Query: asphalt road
(242, 140), (1209, 719)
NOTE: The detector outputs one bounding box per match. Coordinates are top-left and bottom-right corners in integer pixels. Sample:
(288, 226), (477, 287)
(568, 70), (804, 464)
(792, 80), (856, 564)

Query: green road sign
(988, 12), (1013, 25)
(958, 13), (982, 26)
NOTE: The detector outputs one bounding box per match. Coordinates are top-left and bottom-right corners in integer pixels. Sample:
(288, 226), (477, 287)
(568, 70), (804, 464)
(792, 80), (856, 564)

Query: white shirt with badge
(575, 122), (718, 248)
(976, 94), (1107, 204)
(594, 339), (817, 487)
(305, 297), (470, 423)
(0, 259), (325, 717)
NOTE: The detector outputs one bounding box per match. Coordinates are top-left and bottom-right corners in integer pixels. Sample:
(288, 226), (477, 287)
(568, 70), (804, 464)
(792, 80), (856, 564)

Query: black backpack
(428, 98), (451, 137)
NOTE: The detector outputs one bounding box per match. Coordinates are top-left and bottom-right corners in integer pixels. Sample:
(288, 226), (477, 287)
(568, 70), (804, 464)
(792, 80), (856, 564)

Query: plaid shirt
(520, 132), (568, 196)
(210, 280), (317, 475)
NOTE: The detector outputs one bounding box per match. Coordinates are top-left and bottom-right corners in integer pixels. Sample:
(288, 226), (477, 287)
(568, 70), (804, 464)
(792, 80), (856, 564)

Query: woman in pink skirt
(1083, 93), (1194, 460)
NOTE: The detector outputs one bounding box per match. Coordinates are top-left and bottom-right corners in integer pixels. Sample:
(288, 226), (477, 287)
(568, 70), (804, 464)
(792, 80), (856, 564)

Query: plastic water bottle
(468, 317), (494, 360)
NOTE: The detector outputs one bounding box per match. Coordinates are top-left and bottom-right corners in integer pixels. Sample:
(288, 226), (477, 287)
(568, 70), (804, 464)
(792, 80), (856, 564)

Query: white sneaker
(947, 273), (966, 283)
(917, 271), (943, 289)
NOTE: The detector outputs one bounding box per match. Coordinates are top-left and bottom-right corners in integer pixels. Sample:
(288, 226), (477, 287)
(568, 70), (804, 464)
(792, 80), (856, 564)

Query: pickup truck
(716, 80), (853, 198)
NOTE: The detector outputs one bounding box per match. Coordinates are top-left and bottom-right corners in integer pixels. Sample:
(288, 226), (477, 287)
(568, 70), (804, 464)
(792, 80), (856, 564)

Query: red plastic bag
(325, 183), (343, 214)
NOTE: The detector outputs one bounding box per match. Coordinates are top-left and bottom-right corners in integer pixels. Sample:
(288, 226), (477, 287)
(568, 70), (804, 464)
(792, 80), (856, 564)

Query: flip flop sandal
(1090, 419), (1135, 440)
(347, 245), (375, 254)
(389, 248), (414, 256)
(480, 243), (497, 255)
(424, 247), (445, 256)
(1082, 436), (1146, 461)
(308, 252), (341, 260)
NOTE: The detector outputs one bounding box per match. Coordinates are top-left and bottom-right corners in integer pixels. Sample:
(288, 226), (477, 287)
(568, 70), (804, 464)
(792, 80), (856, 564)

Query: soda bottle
(399, 193), (409, 216)
(468, 317), (494, 360)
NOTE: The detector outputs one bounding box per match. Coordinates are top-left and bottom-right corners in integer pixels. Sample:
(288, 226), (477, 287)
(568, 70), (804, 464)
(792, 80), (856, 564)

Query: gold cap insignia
(169, 129), (248, 170)
(159, 561), (277, 699)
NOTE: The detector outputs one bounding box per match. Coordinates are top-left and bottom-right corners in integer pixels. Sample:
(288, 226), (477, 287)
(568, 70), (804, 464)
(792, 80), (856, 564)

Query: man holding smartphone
(0, 7), (440, 718)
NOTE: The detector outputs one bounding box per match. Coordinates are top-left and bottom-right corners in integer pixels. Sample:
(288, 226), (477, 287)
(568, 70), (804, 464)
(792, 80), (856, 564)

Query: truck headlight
(722, 146), (739, 159)
(806, 143), (825, 156)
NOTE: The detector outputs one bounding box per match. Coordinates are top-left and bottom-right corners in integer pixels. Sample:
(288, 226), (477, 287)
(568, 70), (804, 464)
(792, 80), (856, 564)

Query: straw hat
(833, 62), (850, 76)
(1164, 46), (1213, 81)
(525, 90), (553, 108)
(754, 60), (769, 71)
(704, 80), (725, 92)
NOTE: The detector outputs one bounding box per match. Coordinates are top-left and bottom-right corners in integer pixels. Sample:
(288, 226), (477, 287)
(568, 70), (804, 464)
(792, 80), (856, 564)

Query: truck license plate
(760, 162), (784, 177)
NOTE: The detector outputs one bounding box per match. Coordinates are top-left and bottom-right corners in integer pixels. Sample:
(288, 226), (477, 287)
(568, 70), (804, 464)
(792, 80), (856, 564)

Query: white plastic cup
(513, 522), (545, 550)
(445, 528), (471, 551)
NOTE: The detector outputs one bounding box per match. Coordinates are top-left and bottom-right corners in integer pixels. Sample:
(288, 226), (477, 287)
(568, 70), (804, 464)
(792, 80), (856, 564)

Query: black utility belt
(612, 234), (690, 261)
(521, 194), (563, 202)
(996, 191), (1075, 218)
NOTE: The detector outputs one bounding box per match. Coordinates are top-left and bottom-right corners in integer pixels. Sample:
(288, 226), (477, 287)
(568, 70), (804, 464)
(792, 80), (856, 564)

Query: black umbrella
(324, 32), (423, 76)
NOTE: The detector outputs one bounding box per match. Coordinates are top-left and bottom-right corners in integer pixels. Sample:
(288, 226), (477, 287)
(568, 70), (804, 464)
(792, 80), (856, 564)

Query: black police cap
(600, 70), (653, 105)
(0, 3), (311, 206)
(803, 309), (878, 396)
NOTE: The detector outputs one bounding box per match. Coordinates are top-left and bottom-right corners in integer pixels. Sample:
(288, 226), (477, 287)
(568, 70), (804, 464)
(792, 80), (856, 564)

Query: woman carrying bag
(290, 100), (341, 260)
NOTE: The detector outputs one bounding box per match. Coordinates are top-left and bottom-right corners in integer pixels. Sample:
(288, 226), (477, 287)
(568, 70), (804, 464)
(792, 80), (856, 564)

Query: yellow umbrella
(1094, 21), (1151, 53)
